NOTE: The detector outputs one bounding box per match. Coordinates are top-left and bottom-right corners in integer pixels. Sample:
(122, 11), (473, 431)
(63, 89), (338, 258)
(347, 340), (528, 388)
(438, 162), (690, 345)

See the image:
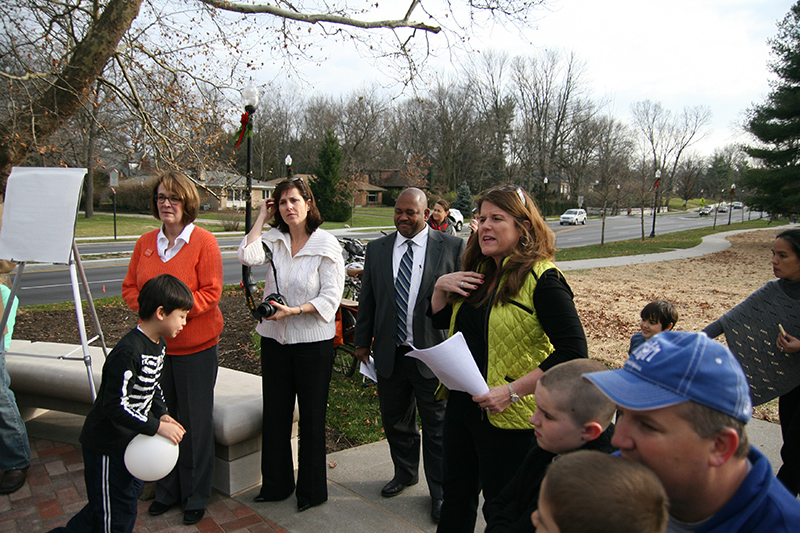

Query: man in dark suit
(355, 188), (465, 524)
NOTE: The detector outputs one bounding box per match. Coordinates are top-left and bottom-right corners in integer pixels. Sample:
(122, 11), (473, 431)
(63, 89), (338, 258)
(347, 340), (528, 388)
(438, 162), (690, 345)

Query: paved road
(12, 210), (764, 306)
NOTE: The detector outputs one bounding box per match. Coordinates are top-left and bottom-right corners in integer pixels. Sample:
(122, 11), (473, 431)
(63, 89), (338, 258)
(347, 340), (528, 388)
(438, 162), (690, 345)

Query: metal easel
(0, 167), (108, 402)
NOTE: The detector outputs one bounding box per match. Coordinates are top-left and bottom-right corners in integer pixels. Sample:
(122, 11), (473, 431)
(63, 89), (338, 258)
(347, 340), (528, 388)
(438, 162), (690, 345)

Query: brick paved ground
(0, 438), (288, 533)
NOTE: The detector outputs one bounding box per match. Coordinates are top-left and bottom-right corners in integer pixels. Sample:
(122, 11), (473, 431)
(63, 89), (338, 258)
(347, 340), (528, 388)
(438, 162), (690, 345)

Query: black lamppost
(285, 154), (292, 178)
(543, 177), (549, 218)
(727, 183), (736, 225)
(649, 169), (661, 238)
(241, 80), (259, 232)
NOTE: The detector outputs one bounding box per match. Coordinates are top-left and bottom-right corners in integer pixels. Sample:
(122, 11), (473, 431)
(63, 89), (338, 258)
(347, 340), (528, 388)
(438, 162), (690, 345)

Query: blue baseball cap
(584, 331), (752, 423)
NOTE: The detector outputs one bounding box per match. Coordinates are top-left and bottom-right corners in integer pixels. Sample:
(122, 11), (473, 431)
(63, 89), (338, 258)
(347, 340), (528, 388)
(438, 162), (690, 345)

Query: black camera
(257, 293), (288, 318)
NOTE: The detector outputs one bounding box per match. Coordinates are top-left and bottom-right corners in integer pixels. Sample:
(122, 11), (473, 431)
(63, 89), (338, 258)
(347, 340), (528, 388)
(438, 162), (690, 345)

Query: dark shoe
(0, 467), (28, 495)
(183, 509), (204, 525)
(431, 498), (443, 523)
(380, 477), (418, 498)
(148, 501), (173, 516)
(297, 498), (326, 512)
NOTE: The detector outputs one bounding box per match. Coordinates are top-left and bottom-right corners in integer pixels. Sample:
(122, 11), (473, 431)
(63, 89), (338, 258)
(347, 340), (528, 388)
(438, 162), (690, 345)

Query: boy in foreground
(629, 300), (678, 354)
(484, 359), (616, 532)
(586, 331), (800, 533)
(51, 274), (191, 533)
(532, 450), (668, 533)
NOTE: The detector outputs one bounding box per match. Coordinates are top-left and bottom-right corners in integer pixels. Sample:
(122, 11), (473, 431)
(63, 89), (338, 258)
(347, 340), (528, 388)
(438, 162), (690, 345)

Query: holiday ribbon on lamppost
(234, 111), (252, 149)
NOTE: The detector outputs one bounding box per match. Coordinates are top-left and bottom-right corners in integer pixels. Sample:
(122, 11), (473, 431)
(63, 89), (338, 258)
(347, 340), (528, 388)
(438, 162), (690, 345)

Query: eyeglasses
(489, 185), (527, 207)
(155, 194), (183, 205)
(282, 176), (307, 194)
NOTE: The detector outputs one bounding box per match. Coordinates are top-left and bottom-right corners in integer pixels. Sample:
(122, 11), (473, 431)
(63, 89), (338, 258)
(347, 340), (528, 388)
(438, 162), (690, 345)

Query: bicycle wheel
(333, 307), (358, 377)
(342, 279), (360, 302)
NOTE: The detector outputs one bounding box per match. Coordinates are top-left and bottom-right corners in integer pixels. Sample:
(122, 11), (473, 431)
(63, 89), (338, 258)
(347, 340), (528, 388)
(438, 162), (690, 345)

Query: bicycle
(332, 298), (359, 377)
(333, 237), (366, 377)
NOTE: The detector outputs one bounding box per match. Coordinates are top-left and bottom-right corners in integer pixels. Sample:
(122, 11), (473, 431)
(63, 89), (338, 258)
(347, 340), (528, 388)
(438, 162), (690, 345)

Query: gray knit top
(704, 279), (800, 405)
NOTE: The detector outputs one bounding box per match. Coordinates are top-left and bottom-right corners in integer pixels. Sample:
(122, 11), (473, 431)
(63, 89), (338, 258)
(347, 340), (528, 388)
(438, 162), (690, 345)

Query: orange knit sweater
(122, 227), (224, 355)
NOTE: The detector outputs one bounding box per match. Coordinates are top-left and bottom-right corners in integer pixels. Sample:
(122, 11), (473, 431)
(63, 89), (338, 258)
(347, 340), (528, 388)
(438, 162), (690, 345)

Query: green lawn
(75, 213), (226, 238)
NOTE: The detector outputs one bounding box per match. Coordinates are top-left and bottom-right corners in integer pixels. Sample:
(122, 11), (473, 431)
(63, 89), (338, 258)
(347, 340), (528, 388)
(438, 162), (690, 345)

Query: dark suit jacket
(355, 229), (465, 379)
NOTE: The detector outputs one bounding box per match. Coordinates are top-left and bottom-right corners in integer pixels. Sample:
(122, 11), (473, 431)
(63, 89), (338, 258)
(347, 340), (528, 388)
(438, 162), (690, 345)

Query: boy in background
(629, 300), (678, 354)
(531, 450), (668, 533)
(51, 274), (191, 533)
(484, 359), (616, 533)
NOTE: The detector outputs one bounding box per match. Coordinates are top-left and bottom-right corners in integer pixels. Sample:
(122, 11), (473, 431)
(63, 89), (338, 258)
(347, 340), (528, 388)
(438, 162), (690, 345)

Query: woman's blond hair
(460, 185), (555, 307)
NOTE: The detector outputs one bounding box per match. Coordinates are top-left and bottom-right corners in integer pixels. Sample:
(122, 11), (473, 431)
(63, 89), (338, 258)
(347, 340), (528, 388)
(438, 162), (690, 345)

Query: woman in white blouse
(238, 177), (345, 512)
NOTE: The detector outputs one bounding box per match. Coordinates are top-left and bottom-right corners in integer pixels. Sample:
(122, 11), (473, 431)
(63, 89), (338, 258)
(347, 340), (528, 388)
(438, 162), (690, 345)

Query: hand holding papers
(407, 332), (489, 396)
(360, 355), (377, 382)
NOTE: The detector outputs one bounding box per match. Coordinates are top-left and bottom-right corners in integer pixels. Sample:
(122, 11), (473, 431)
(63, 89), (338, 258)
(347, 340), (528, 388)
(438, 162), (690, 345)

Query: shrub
(220, 210), (243, 231)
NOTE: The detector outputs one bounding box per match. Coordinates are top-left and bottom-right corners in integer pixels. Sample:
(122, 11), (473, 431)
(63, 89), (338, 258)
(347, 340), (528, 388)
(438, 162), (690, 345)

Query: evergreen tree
(452, 181), (473, 213)
(311, 129), (351, 222)
(743, 2), (800, 218)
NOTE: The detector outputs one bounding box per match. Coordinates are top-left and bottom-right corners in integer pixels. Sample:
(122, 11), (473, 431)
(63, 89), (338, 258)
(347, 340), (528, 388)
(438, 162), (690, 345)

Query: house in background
(194, 168), (274, 210)
(265, 174), (386, 207)
(363, 169), (426, 202)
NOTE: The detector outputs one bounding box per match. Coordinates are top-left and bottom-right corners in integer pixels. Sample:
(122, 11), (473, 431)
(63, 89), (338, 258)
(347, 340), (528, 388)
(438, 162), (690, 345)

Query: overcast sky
(264, 0), (794, 157)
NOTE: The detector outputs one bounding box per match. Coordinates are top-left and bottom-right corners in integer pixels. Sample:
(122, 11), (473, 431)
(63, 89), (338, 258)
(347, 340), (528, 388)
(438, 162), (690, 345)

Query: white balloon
(124, 433), (179, 482)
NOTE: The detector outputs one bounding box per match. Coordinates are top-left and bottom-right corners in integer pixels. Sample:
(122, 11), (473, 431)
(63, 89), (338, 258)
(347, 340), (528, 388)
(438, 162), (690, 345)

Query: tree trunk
(85, 107), (98, 218)
(0, 0), (143, 193)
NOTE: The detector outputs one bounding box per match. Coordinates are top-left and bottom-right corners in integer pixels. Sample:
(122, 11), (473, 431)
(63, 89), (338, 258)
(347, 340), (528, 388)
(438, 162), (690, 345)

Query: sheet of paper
(0, 167), (86, 264)
(360, 356), (377, 382)
(407, 332), (489, 396)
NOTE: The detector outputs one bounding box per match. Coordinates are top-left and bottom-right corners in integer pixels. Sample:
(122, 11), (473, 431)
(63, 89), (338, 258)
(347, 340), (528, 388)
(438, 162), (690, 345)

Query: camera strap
(241, 241), (282, 321)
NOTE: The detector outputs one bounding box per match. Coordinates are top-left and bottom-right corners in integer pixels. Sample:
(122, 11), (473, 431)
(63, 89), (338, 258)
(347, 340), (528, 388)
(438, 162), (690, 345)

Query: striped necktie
(395, 240), (414, 346)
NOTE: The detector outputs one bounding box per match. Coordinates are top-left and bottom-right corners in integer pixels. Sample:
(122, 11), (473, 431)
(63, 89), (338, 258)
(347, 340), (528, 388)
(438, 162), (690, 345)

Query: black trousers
(258, 337), (334, 508)
(155, 345), (218, 512)
(778, 383), (800, 496)
(436, 392), (535, 533)
(53, 449), (143, 533)
(376, 347), (445, 499)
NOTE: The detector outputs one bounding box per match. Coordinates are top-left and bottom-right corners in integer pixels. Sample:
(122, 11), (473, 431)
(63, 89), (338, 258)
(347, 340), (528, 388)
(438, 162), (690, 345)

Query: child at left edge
(49, 274), (191, 533)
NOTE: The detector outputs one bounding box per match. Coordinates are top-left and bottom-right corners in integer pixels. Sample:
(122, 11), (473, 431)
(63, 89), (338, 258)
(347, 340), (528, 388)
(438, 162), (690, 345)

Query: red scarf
(429, 218), (451, 232)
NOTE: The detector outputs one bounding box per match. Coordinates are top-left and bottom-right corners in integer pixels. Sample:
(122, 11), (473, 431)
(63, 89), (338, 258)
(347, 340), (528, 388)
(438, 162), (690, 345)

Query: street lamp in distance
(543, 177), (549, 218)
(649, 169), (661, 238)
(285, 154), (292, 178)
(728, 183), (736, 225)
(241, 79), (259, 232)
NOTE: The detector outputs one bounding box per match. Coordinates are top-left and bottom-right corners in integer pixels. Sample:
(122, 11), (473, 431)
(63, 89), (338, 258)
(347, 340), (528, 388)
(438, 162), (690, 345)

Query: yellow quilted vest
(449, 259), (557, 429)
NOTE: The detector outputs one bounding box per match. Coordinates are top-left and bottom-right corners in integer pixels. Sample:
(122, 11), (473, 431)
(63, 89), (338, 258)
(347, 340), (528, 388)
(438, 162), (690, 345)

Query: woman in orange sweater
(122, 170), (223, 526)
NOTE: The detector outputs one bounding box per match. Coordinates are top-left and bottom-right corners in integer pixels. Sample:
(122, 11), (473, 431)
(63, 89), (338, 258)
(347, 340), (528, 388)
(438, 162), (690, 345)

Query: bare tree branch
(198, 0), (441, 33)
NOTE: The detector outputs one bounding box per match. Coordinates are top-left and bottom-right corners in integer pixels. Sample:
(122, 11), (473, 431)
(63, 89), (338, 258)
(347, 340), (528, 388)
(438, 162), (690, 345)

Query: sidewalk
(4, 410), (786, 533)
(0, 227), (791, 532)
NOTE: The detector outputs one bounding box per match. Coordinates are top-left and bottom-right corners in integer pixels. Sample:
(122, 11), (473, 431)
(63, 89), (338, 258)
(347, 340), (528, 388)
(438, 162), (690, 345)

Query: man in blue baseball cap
(584, 331), (800, 532)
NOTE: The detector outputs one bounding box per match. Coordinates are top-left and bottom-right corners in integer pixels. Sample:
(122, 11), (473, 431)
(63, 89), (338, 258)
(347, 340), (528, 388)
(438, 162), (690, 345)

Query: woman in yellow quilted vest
(429, 185), (587, 532)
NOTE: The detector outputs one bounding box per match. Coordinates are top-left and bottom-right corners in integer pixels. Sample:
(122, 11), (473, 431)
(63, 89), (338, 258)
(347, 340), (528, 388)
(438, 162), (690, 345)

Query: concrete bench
(6, 340), (297, 496)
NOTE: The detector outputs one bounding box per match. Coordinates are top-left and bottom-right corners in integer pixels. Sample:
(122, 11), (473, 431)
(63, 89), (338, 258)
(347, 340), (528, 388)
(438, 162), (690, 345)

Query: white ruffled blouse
(238, 228), (345, 345)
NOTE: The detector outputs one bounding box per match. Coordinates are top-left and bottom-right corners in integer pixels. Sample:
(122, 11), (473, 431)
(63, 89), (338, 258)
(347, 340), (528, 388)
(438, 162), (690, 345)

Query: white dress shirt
(156, 223), (195, 262)
(393, 225), (429, 347)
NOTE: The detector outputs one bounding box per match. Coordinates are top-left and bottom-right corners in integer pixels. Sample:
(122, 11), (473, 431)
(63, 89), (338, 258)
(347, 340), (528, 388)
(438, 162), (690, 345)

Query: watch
(508, 383), (521, 403)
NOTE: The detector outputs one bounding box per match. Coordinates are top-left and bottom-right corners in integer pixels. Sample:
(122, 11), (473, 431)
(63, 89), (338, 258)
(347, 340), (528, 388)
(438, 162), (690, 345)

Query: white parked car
(448, 208), (464, 231)
(560, 209), (587, 225)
